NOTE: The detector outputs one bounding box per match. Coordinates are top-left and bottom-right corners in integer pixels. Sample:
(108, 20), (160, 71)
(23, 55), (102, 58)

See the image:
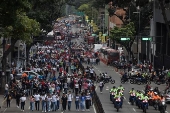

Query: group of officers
(109, 86), (167, 111)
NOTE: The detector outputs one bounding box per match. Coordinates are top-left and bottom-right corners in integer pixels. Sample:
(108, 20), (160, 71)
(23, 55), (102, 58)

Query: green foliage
(110, 22), (135, 47)
(77, 3), (99, 21)
(0, 0), (40, 44)
(27, 0), (66, 32)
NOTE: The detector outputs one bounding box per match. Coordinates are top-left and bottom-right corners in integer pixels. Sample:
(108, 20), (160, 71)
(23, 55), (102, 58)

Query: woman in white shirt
(41, 93), (47, 112)
(20, 94), (26, 111)
(51, 93), (57, 111)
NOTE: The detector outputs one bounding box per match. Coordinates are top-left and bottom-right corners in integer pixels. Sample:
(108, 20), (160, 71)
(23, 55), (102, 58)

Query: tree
(78, 3), (99, 22)
(110, 22), (135, 58)
(28, 0), (66, 32)
(0, 0), (40, 91)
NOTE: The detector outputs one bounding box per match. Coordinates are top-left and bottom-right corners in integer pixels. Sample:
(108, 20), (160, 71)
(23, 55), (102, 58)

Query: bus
(100, 47), (119, 65)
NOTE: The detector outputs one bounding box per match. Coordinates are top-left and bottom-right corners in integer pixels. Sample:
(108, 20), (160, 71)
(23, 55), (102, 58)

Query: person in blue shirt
(80, 93), (86, 111)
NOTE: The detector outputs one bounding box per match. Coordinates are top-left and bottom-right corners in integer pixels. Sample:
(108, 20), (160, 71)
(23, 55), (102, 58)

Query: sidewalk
(0, 95), (7, 112)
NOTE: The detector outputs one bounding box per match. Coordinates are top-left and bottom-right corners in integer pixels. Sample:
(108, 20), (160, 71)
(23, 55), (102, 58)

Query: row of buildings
(99, 0), (170, 69)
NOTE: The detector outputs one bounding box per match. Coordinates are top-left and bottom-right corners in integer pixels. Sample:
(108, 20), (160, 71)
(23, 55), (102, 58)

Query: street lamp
(133, 11), (140, 64)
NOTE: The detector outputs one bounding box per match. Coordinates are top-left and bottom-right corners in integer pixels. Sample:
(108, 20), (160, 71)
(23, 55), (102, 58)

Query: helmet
(150, 88), (153, 91)
(154, 92), (158, 95)
(132, 88), (134, 90)
(113, 86), (116, 88)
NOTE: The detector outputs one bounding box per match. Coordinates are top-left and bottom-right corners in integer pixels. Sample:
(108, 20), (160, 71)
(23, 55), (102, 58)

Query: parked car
(128, 66), (141, 76)
(16, 71), (40, 80)
(165, 91), (170, 103)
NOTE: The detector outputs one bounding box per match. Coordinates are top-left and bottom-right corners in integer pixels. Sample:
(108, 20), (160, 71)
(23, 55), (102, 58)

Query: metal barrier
(93, 91), (105, 113)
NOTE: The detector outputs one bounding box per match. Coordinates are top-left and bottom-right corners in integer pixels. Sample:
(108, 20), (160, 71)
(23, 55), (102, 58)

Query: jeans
(99, 86), (103, 92)
(52, 101), (57, 111)
(75, 101), (79, 110)
(57, 100), (60, 110)
(30, 102), (34, 111)
(42, 100), (46, 112)
(47, 101), (51, 111)
(80, 101), (85, 110)
(21, 102), (25, 110)
(35, 101), (39, 110)
(68, 101), (72, 110)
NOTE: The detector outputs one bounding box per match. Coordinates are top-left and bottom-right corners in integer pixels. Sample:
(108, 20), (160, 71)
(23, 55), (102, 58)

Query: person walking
(75, 93), (80, 111)
(16, 92), (21, 108)
(51, 92), (57, 111)
(99, 80), (104, 93)
(85, 93), (91, 111)
(75, 81), (79, 95)
(80, 93), (86, 111)
(46, 93), (52, 112)
(29, 95), (35, 111)
(67, 91), (73, 111)
(34, 92), (40, 111)
(20, 94), (26, 111)
(5, 92), (12, 108)
(61, 93), (67, 112)
(40, 93), (47, 112)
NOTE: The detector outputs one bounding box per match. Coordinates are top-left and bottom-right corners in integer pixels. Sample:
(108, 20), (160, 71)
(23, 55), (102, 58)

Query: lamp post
(133, 11), (140, 64)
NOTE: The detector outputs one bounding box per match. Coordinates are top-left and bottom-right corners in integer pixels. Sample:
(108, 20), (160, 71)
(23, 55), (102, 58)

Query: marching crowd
(4, 20), (98, 112)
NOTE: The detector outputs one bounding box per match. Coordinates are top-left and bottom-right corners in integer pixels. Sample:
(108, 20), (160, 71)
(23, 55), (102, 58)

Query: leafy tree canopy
(78, 3), (98, 21)
(0, 0), (40, 43)
(27, 0), (66, 32)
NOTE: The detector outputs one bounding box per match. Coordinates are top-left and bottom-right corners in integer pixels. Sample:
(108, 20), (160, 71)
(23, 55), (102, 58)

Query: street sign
(92, 34), (96, 36)
(142, 38), (151, 40)
(121, 38), (130, 40)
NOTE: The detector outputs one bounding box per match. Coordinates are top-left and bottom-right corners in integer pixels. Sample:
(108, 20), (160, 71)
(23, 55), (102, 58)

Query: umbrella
(22, 73), (27, 77)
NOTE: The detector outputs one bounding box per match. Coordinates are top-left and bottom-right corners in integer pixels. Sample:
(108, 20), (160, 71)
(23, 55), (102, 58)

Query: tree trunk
(158, 0), (170, 54)
(1, 38), (17, 93)
(26, 44), (32, 62)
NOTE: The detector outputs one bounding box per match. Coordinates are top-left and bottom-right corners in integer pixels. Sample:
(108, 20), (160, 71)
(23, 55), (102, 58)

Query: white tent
(47, 31), (54, 36)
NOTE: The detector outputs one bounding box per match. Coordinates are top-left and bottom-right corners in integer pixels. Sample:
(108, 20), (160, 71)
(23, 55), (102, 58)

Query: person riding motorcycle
(114, 89), (123, 108)
(129, 88), (136, 102)
(117, 85), (124, 91)
(122, 72), (128, 82)
(153, 87), (160, 94)
(152, 92), (161, 108)
(110, 86), (117, 101)
(141, 94), (149, 109)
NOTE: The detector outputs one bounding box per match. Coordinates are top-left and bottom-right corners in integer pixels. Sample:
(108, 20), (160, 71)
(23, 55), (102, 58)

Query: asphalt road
(72, 31), (170, 113)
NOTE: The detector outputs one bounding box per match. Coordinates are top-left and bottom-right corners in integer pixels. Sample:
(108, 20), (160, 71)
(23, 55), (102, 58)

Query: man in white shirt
(34, 93), (40, 111)
(67, 91), (73, 111)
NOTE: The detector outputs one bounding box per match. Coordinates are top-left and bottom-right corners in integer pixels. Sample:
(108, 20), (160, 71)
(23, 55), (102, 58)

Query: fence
(93, 91), (105, 113)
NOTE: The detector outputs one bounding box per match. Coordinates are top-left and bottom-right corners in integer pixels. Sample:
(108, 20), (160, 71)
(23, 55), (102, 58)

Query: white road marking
(142, 90), (145, 93)
(128, 102), (130, 104)
(2, 99), (13, 113)
(95, 86), (98, 90)
(28, 106), (30, 109)
(133, 108), (136, 112)
(106, 86), (109, 90)
(93, 104), (97, 113)
(166, 111), (169, 113)
(124, 96), (126, 100)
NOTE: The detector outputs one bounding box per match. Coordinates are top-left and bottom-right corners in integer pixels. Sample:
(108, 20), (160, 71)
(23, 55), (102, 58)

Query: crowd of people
(4, 20), (98, 112)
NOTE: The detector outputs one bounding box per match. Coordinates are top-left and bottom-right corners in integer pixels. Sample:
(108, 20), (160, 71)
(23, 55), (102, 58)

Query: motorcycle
(115, 99), (121, 112)
(153, 100), (159, 110)
(120, 77), (129, 84)
(142, 101), (148, 113)
(136, 97), (142, 109)
(130, 96), (136, 105)
(159, 101), (166, 113)
(103, 76), (115, 84)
